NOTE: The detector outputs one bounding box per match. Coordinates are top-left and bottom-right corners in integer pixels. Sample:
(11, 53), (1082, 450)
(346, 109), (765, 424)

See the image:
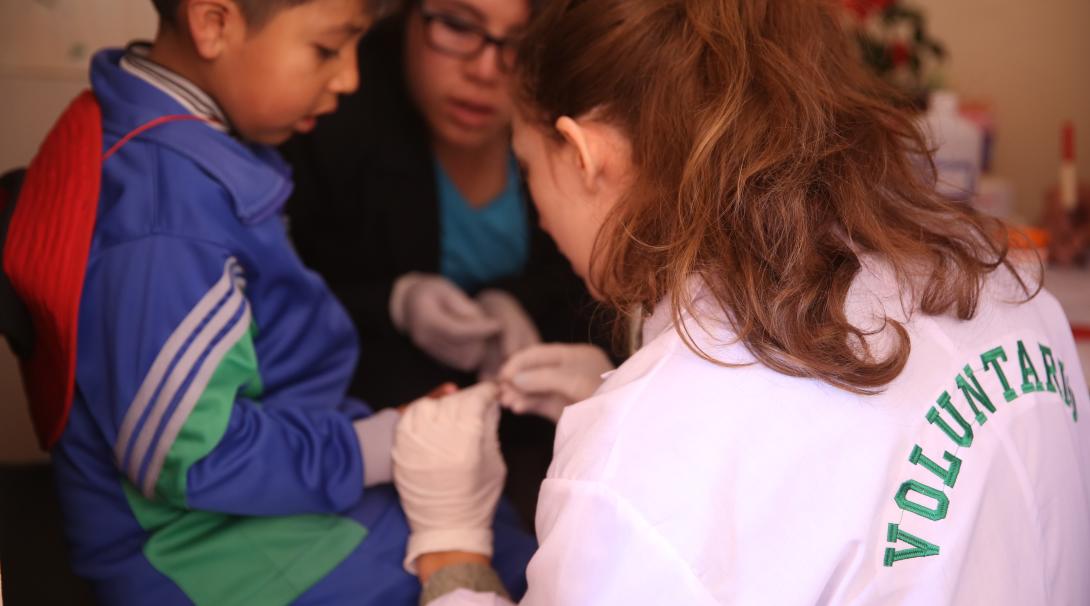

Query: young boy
(21, 0), (534, 603)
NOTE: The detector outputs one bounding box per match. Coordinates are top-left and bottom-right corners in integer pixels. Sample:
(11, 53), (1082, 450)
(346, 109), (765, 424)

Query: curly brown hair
(514, 0), (1038, 394)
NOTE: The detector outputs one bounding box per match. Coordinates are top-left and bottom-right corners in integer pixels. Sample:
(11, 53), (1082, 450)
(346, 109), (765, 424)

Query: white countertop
(1043, 266), (1090, 380)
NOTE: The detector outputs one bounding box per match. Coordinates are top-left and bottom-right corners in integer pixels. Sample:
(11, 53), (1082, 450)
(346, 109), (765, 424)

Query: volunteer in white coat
(391, 0), (1090, 603)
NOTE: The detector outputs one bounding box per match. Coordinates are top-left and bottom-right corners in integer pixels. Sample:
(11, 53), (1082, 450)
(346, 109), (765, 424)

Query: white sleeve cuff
(353, 408), (401, 487)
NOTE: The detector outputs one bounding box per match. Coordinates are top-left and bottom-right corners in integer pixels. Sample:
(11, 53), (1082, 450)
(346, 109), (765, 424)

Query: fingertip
(480, 319), (503, 336)
(463, 381), (499, 406)
(496, 363), (516, 383)
(503, 394), (529, 415)
(510, 372), (530, 390)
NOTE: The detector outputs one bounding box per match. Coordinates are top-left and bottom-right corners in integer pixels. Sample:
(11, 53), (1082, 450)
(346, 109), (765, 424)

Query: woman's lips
(446, 98), (498, 129)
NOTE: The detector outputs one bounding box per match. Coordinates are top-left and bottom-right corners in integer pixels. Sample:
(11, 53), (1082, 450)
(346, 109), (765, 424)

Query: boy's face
(209, 0), (370, 145)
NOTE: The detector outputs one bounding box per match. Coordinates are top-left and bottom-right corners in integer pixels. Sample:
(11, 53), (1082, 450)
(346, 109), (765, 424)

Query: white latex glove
(393, 382), (506, 573)
(476, 290), (542, 381)
(497, 343), (614, 422)
(390, 273), (502, 371)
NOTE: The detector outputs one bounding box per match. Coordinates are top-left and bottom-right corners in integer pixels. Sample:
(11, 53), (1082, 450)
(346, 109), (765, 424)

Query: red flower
(889, 42), (910, 66)
(844, 0), (894, 20)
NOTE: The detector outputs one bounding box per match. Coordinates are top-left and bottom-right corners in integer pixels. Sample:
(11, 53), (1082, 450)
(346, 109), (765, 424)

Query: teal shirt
(437, 155), (530, 292)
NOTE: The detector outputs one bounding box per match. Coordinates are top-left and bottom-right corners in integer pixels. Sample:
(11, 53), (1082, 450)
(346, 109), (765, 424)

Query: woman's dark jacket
(281, 18), (598, 409)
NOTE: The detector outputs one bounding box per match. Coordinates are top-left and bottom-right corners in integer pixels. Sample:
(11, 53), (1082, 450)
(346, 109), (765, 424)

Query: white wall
(914, 0), (1090, 221)
(0, 0), (158, 172)
(4, 0), (1085, 206)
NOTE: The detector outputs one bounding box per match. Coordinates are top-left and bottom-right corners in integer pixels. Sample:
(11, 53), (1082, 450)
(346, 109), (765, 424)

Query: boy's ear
(185, 0), (247, 60)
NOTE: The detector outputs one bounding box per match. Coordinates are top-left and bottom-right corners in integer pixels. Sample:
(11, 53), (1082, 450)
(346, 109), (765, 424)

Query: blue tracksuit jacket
(48, 48), (533, 606)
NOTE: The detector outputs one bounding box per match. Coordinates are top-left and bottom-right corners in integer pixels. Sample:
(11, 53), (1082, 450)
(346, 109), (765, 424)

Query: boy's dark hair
(152, 0), (314, 27)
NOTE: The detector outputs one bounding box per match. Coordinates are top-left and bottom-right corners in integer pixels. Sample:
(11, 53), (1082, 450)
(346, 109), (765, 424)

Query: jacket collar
(91, 47), (292, 224)
(119, 42), (231, 132)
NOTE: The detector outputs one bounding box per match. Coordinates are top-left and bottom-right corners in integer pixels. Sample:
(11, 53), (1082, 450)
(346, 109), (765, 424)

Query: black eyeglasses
(417, 2), (521, 72)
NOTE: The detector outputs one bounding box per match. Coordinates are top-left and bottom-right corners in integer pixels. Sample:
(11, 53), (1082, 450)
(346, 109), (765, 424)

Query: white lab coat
(440, 262), (1090, 605)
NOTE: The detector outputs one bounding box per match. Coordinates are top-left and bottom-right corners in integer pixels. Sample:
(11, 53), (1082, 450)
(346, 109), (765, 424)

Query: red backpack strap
(4, 88), (211, 450)
(3, 90), (104, 449)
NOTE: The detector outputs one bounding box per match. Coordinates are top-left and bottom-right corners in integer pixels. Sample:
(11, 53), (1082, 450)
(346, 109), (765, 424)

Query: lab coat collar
(641, 299), (676, 346)
(639, 276), (718, 346)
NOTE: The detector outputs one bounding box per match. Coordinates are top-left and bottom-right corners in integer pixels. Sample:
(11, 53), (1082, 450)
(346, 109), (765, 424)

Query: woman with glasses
(282, 0), (599, 527)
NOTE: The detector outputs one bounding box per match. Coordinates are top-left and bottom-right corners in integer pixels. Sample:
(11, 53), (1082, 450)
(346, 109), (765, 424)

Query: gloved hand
(393, 382), (506, 573)
(497, 343), (614, 422)
(390, 273), (501, 371)
(475, 289), (541, 381)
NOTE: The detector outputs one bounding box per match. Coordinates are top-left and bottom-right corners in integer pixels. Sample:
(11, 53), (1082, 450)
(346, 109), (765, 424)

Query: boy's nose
(330, 50), (360, 95)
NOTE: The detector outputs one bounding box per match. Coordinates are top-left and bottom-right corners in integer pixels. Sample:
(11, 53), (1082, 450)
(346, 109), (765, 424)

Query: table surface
(1043, 266), (1090, 381)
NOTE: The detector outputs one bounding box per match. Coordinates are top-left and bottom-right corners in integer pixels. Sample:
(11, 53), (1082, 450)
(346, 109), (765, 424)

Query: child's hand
(397, 382), (459, 415)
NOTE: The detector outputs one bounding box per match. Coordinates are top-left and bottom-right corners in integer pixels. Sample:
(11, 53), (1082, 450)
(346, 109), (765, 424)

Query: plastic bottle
(921, 91), (984, 201)
(1060, 121), (1077, 210)
(1045, 121), (1089, 266)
